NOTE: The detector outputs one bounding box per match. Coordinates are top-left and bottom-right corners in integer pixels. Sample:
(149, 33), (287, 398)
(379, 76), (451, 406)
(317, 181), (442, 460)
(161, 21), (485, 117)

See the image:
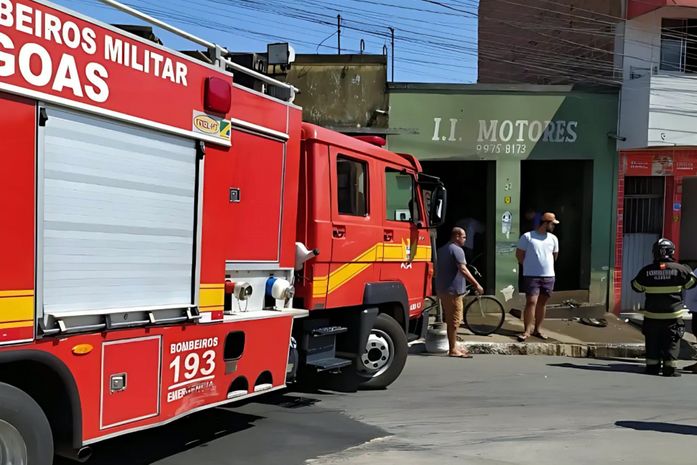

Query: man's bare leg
(521, 294), (538, 338)
(447, 323), (459, 354)
(534, 293), (550, 337)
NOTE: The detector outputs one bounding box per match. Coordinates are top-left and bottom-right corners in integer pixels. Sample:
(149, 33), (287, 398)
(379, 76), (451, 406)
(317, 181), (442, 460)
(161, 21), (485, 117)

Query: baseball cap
(541, 212), (560, 224)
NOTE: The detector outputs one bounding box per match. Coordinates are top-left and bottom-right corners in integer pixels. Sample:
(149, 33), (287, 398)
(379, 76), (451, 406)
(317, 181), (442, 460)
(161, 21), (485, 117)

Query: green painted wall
(387, 86), (619, 307)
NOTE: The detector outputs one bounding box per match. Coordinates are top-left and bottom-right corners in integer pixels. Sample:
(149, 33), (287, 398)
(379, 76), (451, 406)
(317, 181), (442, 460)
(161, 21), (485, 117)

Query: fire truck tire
(357, 313), (408, 389)
(0, 382), (54, 465)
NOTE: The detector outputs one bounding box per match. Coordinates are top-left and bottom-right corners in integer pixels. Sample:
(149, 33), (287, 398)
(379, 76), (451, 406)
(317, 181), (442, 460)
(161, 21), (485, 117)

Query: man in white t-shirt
(515, 212), (560, 342)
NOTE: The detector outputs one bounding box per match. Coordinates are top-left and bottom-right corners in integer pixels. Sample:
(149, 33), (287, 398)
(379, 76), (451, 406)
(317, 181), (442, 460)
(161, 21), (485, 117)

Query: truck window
(337, 156), (368, 216)
(385, 168), (417, 222)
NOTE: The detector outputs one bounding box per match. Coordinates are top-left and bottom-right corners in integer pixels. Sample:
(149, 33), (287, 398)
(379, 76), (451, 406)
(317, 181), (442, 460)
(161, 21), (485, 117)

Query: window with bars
(660, 18), (697, 73)
(623, 177), (664, 234)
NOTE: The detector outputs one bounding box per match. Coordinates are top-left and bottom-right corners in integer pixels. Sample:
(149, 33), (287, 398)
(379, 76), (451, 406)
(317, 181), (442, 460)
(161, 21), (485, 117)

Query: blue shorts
(522, 277), (555, 297)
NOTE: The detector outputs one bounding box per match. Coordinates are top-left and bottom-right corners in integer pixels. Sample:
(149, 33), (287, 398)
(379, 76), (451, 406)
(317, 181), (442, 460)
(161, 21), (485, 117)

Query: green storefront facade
(387, 84), (619, 309)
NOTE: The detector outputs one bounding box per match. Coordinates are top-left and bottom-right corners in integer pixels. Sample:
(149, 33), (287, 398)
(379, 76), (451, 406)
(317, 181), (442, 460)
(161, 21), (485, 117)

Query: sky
(53, 0), (479, 83)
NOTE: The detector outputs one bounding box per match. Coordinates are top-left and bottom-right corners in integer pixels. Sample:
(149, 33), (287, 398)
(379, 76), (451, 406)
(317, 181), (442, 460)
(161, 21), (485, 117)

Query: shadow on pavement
(592, 357), (645, 364)
(55, 408), (263, 465)
(493, 328), (522, 338)
(56, 391), (384, 465)
(548, 362), (645, 374)
(616, 421), (697, 436)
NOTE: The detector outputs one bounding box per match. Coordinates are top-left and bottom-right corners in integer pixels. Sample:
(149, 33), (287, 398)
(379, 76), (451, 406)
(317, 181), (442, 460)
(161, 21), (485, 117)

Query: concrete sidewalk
(413, 312), (697, 359)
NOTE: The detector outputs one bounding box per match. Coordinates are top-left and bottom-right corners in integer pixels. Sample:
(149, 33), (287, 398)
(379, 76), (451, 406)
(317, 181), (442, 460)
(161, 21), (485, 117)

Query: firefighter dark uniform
(631, 238), (697, 377)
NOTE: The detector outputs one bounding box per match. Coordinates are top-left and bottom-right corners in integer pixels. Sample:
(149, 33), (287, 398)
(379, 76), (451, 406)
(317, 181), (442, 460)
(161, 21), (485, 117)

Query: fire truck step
(307, 357), (352, 372)
(311, 326), (348, 337)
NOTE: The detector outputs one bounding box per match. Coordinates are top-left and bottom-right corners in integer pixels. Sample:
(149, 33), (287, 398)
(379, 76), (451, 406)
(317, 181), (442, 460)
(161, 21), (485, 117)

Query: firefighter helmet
(652, 238), (675, 261)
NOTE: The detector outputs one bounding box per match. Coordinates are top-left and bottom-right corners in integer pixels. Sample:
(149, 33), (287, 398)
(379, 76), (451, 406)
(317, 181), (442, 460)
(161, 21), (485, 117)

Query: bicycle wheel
(463, 296), (505, 336)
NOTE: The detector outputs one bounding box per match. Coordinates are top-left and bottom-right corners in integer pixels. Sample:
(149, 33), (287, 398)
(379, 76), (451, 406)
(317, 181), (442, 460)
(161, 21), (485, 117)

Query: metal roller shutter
(41, 107), (197, 315)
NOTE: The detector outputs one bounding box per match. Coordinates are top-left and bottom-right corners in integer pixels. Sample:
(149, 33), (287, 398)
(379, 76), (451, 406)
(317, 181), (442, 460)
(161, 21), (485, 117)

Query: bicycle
(426, 264), (506, 336)
(462, 265), (506, 336)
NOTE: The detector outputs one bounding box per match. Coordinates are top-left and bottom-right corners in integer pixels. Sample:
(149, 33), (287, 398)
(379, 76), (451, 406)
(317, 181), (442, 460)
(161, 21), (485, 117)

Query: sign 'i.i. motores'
(0, 0), (232, 143)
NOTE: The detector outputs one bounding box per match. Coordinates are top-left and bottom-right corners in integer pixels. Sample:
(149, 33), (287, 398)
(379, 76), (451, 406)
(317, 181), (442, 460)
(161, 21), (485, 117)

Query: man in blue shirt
(436, 227), (484, 358)
(516, 212), (560, 342)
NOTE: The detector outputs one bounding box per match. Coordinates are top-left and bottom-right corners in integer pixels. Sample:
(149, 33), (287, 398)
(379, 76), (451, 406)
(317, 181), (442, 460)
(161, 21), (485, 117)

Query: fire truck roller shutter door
(40, 107), (197, 314)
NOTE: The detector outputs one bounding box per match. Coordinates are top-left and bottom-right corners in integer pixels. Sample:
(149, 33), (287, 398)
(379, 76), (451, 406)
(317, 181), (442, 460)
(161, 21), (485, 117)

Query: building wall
(478, 0), (623, 85)
(618, 73), (650, 148)
(283, 54), (388, 132)
(619, 7), (697, 149)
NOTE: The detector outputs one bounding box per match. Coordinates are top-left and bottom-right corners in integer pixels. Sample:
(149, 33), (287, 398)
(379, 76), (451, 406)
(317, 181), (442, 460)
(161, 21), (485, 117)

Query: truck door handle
(110, 373), (127, 393)
(333, 225), (346, 238)
(384, 230), (394, 241)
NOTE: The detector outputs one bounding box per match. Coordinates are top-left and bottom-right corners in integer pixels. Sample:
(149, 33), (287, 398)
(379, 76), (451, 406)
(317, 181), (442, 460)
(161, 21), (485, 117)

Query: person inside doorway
(455, 217), (485, 263)
(515, 212), (560, 342)
(522, 207), (542, 233)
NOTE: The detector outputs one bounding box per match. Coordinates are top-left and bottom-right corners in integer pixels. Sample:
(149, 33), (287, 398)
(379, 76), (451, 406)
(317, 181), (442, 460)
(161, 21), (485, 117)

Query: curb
(408, 340), (645, 359)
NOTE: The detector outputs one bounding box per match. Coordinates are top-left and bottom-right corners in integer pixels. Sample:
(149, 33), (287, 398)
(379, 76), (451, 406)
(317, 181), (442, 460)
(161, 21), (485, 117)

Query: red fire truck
(0, 1), (446, 463)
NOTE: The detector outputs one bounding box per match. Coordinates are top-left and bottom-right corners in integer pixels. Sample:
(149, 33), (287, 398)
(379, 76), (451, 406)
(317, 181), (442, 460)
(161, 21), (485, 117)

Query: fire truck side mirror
(428, 185), (447, 229)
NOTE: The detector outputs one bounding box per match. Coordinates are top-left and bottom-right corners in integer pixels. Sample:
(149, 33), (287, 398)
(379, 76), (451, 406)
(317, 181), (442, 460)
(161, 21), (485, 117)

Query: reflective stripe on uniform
(642, 285), (684, 294)
(646, 358), (660, 366)
(663, 360), (678, 367)
(640, 309), (686, 319)
(686, 274), (697, 290)
(631, 280), (645, 293)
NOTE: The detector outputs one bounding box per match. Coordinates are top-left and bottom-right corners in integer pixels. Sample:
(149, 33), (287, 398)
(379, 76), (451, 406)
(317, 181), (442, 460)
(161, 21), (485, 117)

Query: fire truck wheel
(0, 382), (54, 465)
(357, 313), (408, 389)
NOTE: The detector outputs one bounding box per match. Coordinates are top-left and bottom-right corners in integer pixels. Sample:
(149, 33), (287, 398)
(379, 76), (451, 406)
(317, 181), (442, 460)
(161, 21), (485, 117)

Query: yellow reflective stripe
(664, 360), (678, 367)
(0, 295), (34, 322)
(643, 285), (683, 294)
(199, 285), (224, 308)
(200, 284), (224, 289)
(327, 263), (372, 293)
(0, 320), (33, 330)
(631, 280), (645, 292)
(312, 242), (431, 298)
(646, 359), (660, 365)
(312, 276), (328, 298)
(641, 309), (685, 319)
(414, 246), (432, 261)
(380, 243), (405, 261)
(0, 290), (34, 298)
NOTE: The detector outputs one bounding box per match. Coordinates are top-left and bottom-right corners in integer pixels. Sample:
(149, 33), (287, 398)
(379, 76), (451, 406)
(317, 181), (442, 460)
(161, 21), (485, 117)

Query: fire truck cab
(293, 125), (443, 387)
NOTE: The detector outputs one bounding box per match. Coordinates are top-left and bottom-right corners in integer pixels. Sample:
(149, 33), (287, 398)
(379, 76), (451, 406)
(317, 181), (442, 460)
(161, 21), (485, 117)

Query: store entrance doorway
(520, 160), (593, 293)
(421, 161), (496, 293)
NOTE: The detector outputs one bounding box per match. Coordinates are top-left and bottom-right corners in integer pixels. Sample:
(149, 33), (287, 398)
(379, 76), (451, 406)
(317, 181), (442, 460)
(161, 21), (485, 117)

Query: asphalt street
(66, 354), (697, 465)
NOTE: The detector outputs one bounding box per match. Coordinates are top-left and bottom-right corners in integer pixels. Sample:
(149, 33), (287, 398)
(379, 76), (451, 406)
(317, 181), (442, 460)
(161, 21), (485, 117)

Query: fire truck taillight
(204, 77), (232, 114)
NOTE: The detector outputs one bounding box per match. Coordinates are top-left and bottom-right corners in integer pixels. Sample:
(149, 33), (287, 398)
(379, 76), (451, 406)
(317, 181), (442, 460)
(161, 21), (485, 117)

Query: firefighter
(631, 238), (697, 377)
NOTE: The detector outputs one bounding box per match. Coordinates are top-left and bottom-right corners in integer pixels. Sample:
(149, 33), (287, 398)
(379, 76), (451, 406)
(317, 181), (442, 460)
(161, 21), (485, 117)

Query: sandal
(533, 331), (549, 340)
(580, 317), (608, 328)
(448, 352), (473, 359)
(517, 334), (529, 342)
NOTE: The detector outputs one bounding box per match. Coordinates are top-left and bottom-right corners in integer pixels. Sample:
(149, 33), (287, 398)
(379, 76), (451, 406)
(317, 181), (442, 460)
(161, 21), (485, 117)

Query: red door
(224, 131), (285, 262)
(326, 148), (382, 308)
(380, 166), (431, 317)
(101, 336), (161, 429)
